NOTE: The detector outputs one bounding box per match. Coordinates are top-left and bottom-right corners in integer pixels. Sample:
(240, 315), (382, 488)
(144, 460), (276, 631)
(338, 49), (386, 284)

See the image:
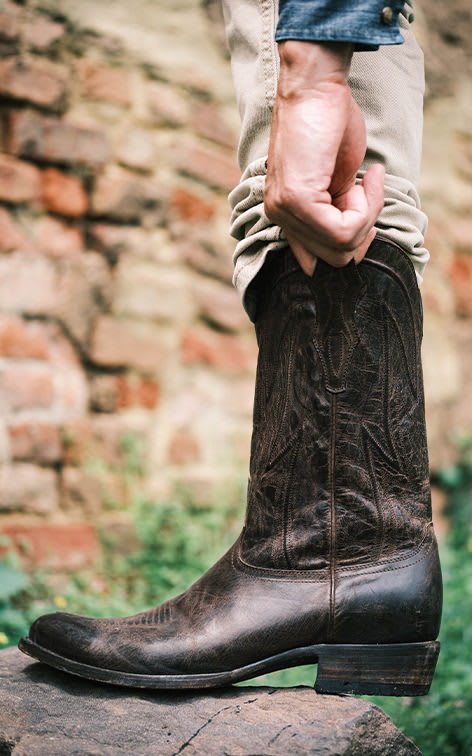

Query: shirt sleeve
(275, 0), (405, 50)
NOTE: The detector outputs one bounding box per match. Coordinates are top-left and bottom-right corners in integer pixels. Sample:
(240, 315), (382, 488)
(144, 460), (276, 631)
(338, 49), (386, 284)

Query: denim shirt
(276, 0), (405, 49)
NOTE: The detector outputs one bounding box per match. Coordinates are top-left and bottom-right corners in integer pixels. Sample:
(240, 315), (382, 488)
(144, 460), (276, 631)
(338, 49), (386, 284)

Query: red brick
(0, 3), (19, 42)
(88, 223), (143, 264)
(0, 251), (111, 350)
(0, 153), (41, 203)
(138, 378), (160, 409)
(0, 253), (56, 315)
(114, 258), (189, 323)
(174, 140), (240, 193)
(22, 15), (65, 51)
(449, 254), (472, 317)
(2, 365), (55, 410)
(4, 109), (110, 166)
(35, 215), (84, 258)
(192, 102), (237, 149)
(177, 239), (233, 285)
(167, 429), (200, 466)
(0, 56), (67, 111)
(91, 166), (164, 222)
(0, 207), (31, 252)
(194, 281), (247, 333)
(53, 252), (112, 350)
(117, 128), (156, 172)
(0, 315), (49, 359)
(76, 60), (132, 107)
(145, 80), (189, 126)
(61, 466), (102, 516)
(0, 463), (58, 516)
(170, 188), (216, 223)
(90, 316), (167, 371)
(61, 415), (146, 468)
(41, 168), (88, 217)
(9, 422), (62, 464)
(89, 374), (119, 413)
(0, 315), (79, 363)
(180, 327), (255, 372)
(116, 375), (160, 409)
(451, 218), (472, 253)
(172, 67), (213, 96)
(62, 465), (130, 514)
(0, 521), (99, 569)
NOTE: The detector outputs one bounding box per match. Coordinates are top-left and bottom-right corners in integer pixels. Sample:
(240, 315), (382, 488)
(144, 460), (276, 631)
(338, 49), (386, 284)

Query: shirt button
(381, 6), (394, 24)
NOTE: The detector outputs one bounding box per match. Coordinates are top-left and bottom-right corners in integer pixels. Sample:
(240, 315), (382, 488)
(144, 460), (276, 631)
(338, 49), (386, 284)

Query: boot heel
(314, 641), (440, 696)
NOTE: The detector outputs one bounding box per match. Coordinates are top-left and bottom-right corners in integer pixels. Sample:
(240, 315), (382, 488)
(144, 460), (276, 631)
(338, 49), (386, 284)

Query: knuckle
(334, 227), (357, 248)
(331, 252), (354, 268)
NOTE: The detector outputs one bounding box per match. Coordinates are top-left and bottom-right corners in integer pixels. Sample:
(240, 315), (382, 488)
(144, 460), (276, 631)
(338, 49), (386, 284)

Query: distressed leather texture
(243, 238), (431, 570)
(27, 239), (442, 675)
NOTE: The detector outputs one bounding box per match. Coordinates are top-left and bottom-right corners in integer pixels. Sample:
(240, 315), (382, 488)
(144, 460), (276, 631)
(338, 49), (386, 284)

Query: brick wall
(0, 0), (256, 568)
(0, 0), (471, 568)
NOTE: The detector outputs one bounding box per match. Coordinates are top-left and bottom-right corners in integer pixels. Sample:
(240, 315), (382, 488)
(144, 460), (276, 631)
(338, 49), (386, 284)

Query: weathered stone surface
(0, 56), (67, 111)
(5, 109), (110, 166)
(173, 138), (241, 193)
(0, 647), (420, 756)
(181, 326), (256, 372)
(35, 215), (84, 258)
(0, 463), (58, 515)
(0, 251), (112, 349)
(75, 59), (132, 107)
(0, 154), (41, 204)
(22, 13), (65, 51)
(8, 422), (62, 464)
(41, 168), (88, 218)
(117, 127), (156, 172)
(91, 165), (164, 222)
(0, 207), (31, 253)
(144, 80), (190, 126)
(90, 316), (169, 371)
(113, 257), (193, 323)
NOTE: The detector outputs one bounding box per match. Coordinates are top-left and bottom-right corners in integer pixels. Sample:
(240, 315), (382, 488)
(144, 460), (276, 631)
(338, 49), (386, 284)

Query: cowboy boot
(19, 238), (442, 695)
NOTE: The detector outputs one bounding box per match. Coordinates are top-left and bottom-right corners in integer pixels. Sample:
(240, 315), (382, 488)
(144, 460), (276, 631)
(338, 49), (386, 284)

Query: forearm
(277, 39), (353, 95)
(265, 40), (385, 273)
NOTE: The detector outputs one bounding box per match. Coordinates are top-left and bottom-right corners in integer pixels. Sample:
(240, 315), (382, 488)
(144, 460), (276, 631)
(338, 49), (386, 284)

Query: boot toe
(28, 612), (102, 665)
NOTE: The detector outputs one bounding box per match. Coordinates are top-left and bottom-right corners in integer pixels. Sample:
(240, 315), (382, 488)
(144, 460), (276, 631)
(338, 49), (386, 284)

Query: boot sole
(18, 637), (440, 696)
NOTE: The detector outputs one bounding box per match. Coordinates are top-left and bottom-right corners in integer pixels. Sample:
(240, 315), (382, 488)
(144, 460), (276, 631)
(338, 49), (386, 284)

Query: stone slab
(0, 647), (420, 755)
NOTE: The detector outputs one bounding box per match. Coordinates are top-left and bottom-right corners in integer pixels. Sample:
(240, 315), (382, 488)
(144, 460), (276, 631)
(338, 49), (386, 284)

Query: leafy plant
(0, 560), (28, 646)
(366, 435), (472, 756)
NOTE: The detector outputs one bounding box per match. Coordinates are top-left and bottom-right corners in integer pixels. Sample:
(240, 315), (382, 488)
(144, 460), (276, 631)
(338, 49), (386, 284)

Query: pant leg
(222, 0), (428, 321)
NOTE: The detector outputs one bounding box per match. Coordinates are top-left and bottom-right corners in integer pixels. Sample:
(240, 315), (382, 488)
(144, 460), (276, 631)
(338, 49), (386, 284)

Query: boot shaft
(242, 239), (432, 571)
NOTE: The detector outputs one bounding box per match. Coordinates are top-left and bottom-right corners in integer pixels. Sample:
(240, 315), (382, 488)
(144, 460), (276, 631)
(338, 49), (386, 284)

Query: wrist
(277, 40), (353, 98)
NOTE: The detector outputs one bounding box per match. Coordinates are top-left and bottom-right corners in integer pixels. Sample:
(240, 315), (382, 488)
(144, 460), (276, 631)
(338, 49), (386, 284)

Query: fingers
(360, 163), (385, 222)
(286, 235), (318, 276)
(295, 168), (384, 251)
(266, 161), (385, 271)
(352, 227), (377, 264)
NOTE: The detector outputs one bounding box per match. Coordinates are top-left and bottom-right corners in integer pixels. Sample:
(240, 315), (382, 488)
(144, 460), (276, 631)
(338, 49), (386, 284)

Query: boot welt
(18, 636), (440, 696)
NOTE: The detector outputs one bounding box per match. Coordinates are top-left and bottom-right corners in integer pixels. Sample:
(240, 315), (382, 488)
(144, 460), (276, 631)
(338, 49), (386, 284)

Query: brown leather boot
(19, 239), (442, 695)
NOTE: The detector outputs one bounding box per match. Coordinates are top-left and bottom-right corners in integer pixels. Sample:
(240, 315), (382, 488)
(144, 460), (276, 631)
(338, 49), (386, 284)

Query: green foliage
(0, 485), (245, 638)
(0, 554), (36, 647)
(71, 488), (245, 619)
(366, 435), (472, 756)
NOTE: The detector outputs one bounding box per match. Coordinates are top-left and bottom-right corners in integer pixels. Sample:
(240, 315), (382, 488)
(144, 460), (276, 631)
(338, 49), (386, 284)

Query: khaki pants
(222, 1), (428, 319)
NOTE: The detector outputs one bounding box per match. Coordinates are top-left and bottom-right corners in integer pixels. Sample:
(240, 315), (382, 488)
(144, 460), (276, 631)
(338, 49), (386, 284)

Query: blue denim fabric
(276, 0), (405, 49)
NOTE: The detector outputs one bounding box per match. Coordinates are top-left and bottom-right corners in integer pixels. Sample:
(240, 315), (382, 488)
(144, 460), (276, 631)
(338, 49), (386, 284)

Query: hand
(264, 41), (385, 275)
